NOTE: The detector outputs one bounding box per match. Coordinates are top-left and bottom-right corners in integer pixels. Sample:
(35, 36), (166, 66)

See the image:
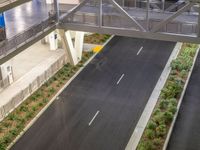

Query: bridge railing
(0, 15), (56, 59)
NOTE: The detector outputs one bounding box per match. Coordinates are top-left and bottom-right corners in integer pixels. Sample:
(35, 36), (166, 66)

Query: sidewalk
(0, 41), (66, 121)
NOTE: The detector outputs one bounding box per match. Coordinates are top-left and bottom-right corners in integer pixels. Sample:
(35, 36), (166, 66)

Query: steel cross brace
(108, 0), (146, 31)
(151, 2), (194, 32)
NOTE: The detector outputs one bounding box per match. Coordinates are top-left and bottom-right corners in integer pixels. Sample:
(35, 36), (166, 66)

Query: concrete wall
(59, 0), (80, 4)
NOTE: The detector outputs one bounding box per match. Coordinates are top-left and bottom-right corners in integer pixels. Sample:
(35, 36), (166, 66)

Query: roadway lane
(11, 36), (175, 150)
(167, 52), (200, 150)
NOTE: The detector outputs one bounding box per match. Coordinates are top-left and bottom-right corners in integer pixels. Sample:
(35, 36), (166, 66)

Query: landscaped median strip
(0, 34), (113, 150)
(136, 43), (199, 150)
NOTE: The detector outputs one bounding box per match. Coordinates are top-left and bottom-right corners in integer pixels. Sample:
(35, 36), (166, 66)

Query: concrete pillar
(75, 31), (84, 60)
(0, 61), (14, 85)
(58, 30), (84, 65)
(46, 0), (53, 4)
(48, 31), (58, 51)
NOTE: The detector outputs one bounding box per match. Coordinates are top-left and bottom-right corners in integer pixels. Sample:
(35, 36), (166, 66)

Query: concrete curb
(125, 42), (182, 150)
(162, 46), (200, 150)
(7, 35), (114, 150)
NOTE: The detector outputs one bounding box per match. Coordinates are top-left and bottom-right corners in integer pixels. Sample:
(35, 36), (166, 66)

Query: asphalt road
(11, 36), (175, 150)
(167, 52), (200, 150)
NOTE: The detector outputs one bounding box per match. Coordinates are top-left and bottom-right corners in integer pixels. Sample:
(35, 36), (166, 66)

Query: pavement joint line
(88, 110), (100, 126)
(125, 42), (182, 150)
(6, 35), (115, 150)
(117, 74), (125, 85)
(137, 46), (143, 55)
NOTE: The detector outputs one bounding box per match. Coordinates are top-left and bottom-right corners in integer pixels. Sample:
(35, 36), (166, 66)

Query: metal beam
(53, 0), (59, 22)
(0, 26), (56, 65)
(165, 0), (185, 12)
(58, 23), (200, 43)
(151, 2), (194, 32)
(0, 0), (31, 13)
(99, 0), (102, 27)
(198, 4), (200, 36)
(108, 0), (146, 31)
(60, 0), (89, 20)
(146, 0), (150, 30)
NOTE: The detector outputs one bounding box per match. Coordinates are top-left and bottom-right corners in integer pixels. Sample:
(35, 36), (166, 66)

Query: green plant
(49, 87), (55, 94)
(145, 129), (155, 139)
(159, 99), (169, 110)
(25, 112), (34, 120)
(42, 98), (48, 104)
(153, 112), (165, 125)
(163, 111), (173, 124)
(32, 106), (37, 112)
(156, 124), (167, 137)
(153, 108), (161, 115)
(167, 104), (177, 115)
(2, 133), (12, 145)
(9, 129), (18, 136)
(2, 122), (11, 128)
(153, 138), (162, 146)
(19, 105), (29, 112)
(8, 114), (17, 121)
(137, 141), (155, 150)
(147, 121), (157, 130)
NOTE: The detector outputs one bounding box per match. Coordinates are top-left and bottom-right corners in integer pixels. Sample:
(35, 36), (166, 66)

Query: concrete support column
(48, 31), (58, 51)
(0, 61), (14, 85)
(58, 30), (84, 65)
(75, 31), (84, 60)
(46, 0), (53, 4)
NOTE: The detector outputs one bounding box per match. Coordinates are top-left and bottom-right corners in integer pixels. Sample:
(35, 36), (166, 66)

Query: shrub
(168, 98), (178, 106)
(159, 99), (169, 110)
(0, 139), (6, 150)
(163, 111), (173, 124)
(153, 108), (161, 116)
(145, 129), (155, 139)
(19, 105), (29, 112)
(138, 141), (155, 150)
(25, 112), (34, 120)
(153, 138), (162, 146)
(9, 129), (18, 136)
(38, 102), (44, 107)
(147, 121), (157, 130)
(2, 122), (11, 128)
(8, 114), (17, 121)
(156, 124), (167, 137)
(2, 133), (12, 145)
(32, 106), (37, 112)
(167, 104), (177, 115)
(30, 95), (37, 101)
(42, 98), (48, 104)
(153, 112), (165, 125)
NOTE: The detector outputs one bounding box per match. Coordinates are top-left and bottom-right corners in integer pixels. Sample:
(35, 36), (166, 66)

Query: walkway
(0, 41), (65, 120)
(4, 0), (49, 38)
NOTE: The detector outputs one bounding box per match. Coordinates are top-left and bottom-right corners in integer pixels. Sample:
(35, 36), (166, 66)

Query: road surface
(11, 36), (175, 150)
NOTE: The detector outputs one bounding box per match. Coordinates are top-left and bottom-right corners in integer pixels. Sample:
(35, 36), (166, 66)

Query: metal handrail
(0, 15), (56, 59)
(0, 0), (17, 6)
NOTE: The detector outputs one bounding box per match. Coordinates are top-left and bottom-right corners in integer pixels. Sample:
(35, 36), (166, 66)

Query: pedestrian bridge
(59, 0), (200, 43)
(0, 0), (200, 64)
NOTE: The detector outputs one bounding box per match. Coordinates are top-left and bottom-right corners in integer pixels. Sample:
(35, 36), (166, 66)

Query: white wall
(59, 0), (80, 4)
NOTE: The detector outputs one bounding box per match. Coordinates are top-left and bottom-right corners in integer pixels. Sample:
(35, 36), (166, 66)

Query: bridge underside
(59, 0), (200, 43)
